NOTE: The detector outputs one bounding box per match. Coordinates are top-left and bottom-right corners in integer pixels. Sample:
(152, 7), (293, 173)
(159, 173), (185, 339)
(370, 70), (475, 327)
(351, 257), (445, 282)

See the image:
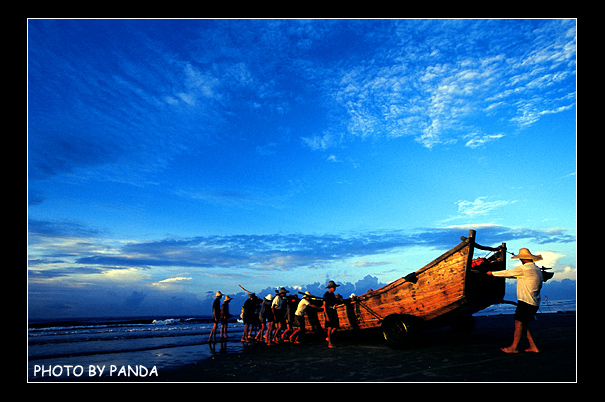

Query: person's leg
(256, 322), (265, 341)
(241, 323), (249, 341)
(209, 323), (217, 342)
(501, 320), (523, 353)
(525, 327), (539, 353)
(327, 327), (337, 348)
(290, 327), (300, 343)
(266, 322), (274, 344)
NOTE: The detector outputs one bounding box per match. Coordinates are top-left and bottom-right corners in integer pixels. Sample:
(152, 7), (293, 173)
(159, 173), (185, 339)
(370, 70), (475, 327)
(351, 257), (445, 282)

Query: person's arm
(487, 265), (524, 278)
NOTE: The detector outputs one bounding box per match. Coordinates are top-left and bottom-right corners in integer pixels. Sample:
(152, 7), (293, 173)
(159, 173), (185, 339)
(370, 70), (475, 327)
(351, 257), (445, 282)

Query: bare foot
(525, 347), (540, 353)
(500, 346), (519, 354)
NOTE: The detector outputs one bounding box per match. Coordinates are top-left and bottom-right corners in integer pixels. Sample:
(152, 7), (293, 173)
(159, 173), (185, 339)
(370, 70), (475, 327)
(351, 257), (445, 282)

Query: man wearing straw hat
(209, 291), (223, 343)
(487, 248), (544, 353)
(220, 295), (233, 339)
(323, 280), (341, 348)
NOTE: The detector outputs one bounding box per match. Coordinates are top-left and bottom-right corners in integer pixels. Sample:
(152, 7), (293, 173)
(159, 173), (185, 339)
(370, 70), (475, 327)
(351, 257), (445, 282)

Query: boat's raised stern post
(459, 229), (477, 246)
(465, 229), (476, 268)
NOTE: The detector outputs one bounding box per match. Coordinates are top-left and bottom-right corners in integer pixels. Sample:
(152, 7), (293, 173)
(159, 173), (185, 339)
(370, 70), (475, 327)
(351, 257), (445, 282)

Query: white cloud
(456, 197), (514, 217)
(301, 132), (339, 150)
(350, 260), (392, 268)
(152, 276), (193, 287)
(157, 276), (192, 283)
(536, 250), (576, 281)
(464, 133), (505, 148)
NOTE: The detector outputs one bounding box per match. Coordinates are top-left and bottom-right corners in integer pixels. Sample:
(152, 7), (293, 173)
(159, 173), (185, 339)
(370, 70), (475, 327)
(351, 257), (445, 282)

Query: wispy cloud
(151, 276), (193, 288)
(438, 197), (516, 224)
(308, 19), (576, 150)
(464, 133), (505, 148)
(456, 197), (515, 217)
(301, 132), (340, 151)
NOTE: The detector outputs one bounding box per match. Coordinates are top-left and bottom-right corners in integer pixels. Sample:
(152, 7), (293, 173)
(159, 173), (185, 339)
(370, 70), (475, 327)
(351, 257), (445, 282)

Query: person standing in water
(220, 296), (233, 339)
(209, 291), (223, 343)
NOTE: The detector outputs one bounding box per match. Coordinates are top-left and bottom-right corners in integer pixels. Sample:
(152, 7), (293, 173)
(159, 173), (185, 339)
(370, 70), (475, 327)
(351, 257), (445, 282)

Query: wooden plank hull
(305, 230), (506, 334)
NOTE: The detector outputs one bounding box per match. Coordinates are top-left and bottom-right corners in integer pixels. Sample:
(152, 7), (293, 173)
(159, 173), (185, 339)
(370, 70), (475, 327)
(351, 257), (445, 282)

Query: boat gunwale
(351, 236), (473, 303)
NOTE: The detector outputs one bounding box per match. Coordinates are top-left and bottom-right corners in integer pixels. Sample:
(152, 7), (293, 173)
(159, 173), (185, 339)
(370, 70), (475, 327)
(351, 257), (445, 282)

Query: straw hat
(215, 291), (224, 298)
(512, 248), (543, 262)
(265, 294), (273, 301)
(302, 291), (312, 298)
(224, 295), (233, 302)
(325, 280), (340, 289)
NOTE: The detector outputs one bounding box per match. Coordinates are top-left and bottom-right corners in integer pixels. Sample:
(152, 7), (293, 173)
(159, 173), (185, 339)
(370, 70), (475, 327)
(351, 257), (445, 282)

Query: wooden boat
(304, 229), (508, 347)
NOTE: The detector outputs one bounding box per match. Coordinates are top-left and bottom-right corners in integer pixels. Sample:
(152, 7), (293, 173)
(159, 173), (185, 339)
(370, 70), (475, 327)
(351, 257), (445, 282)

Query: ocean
(28, 316), (247, 381)
(28, 299), (575, 382)
(473, 297), (576, 316)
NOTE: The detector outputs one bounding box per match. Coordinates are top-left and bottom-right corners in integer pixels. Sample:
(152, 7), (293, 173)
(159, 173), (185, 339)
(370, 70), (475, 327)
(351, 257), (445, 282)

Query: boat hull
(304, 230), (506, 336)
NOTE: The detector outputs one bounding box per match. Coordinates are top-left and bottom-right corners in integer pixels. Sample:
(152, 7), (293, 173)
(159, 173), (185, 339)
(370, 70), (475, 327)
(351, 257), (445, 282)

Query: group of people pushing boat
(209, 280), (342, 348)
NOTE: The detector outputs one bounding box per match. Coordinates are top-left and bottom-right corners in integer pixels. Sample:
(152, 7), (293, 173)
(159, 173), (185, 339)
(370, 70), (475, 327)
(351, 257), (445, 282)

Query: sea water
(28, 316), (246, 381)
(473, 298), (576, 316)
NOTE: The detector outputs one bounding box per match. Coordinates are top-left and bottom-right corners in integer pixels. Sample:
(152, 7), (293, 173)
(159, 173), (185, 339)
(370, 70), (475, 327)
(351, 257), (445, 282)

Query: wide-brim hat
(215, 291), (224, 298)
(265, 294), (273, 301)
(224, 296), (233, 302)
(303, 291), (312, 298)
(512, 248), (543, 262)
(325, 280), (340, 289)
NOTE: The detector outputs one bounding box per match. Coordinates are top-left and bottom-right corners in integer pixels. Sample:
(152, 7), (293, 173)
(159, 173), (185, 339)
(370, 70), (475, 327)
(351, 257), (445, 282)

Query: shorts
(325, 308), (340, 328)
(274, 309), (287, 325)
(514, 301), (539, 323)
(260, 312), (274, 323)
(294, 315), (306, 329)
(242, 313), (256, 325)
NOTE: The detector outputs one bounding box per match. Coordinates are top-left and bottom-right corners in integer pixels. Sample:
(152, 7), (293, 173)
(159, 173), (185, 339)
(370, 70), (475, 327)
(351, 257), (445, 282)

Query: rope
(355, 299), (383, 322)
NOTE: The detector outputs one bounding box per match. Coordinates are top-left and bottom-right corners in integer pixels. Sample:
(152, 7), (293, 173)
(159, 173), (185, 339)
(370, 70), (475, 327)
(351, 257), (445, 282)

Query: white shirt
(491, 262), (543, 306)
(272, 295), (285, 309)
(295, 298), (311, 316)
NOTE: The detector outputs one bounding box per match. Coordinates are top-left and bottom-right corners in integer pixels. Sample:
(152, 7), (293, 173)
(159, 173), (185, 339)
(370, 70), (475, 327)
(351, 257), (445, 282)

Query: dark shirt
(323, 291), (337, 308)
(243, 298), (257, 314)
(212, 297), (221, 320)
(221, 302), (230, 320)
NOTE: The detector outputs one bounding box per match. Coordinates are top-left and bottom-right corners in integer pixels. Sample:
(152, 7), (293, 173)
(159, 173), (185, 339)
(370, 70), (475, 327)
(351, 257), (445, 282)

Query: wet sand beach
(157, 312), (576, 382)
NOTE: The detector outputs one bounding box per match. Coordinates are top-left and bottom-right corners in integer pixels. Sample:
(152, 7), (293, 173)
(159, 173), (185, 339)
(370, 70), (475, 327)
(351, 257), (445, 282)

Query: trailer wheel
(381, 315), (418, 348)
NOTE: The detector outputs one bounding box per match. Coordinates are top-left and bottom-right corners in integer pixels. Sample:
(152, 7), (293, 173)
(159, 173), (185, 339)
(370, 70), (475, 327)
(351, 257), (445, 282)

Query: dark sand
(157, 312), (576, 382)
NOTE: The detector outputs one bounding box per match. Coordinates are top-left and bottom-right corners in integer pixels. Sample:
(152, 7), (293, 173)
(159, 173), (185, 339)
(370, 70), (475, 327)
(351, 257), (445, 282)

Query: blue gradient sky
(28, 19), (576, 318)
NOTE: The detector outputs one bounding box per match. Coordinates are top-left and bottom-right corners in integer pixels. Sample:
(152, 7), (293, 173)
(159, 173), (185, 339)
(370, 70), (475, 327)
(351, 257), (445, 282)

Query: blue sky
(28, 19), (576, 319)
